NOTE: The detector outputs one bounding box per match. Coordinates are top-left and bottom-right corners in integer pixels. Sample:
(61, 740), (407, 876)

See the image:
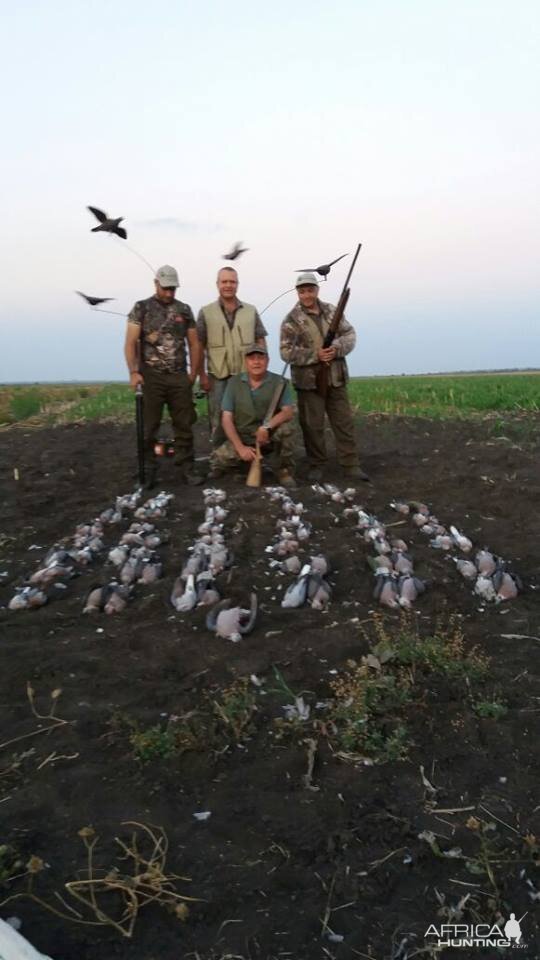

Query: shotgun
(135, 384), (145, 486)
(315, 242), (362, 398)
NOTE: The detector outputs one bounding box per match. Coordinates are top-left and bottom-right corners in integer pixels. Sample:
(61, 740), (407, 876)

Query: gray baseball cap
(295, 271), (319, 287)
(155, 265), (179, 288)
(244, 343), (268, 356)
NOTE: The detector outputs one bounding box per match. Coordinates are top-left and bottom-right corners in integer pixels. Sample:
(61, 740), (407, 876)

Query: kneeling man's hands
(238, 444), (258, 462)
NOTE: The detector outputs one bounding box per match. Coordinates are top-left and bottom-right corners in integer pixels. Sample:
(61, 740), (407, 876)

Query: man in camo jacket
(125, 265), (202, 486)
(280, 272), (369, 482)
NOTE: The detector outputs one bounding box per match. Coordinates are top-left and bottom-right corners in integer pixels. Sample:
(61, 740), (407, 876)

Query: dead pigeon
(373, 573), (399, 609)
(410, 501), (429, 516)
(475, 549), (497, 576)
(412, 513), (429, 528)
(75, 291), (115, 307)
(9, 587), (48, 611)
(138, 556), (162, 584)
(397, 575), (426, 609)
(295, 253), (347, 278)
(281, 564), (311, 608)
(269, 556), (303, 575)
(493, 569), (522, 602)
(223, 241), (248, 260)
(104, 583), (130, 614)
(474, 575), (496, 602)
(450, 525), (473, 553)
(83, 585), (108, 613)
(392, 551), (414, 575)
(308, 574), (332, 610)
(206, 593), (258, 641)
(367, 555), (394, 574)
(87, 205), (127, 239)
(310, 555), (330, 576)
(170, 573), (197, 612)
(29, 564), (72, 587)
(389, 500), (410, 515)
(430, 535), (454, 551)
(108, 545), (129, 567)
(454, 558), (478, 580)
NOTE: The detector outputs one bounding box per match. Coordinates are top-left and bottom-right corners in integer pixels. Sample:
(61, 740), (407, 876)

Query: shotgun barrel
(135, 384), (145, 486)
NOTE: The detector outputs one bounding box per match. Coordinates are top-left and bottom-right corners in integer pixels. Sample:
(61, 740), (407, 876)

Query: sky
(1, 0), (539, 381)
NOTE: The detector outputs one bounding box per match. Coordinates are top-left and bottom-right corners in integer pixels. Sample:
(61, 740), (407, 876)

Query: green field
(0, 373), (539, 427)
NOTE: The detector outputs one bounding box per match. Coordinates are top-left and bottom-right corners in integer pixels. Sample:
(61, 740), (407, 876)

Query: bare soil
(0, 414), (539, 960)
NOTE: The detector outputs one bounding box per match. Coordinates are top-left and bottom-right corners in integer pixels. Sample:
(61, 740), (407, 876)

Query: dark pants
(142, 367), (196, 467)
(297, 385), (358, 467)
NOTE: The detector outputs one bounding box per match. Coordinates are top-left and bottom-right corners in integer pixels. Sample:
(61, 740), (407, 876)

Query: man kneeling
(211, 344), (296, 486)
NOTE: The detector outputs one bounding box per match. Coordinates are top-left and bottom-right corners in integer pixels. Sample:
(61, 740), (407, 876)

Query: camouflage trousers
(296, 385), (358, 467)
(142, 367), (196, 466)
(210, 421), (295, 473)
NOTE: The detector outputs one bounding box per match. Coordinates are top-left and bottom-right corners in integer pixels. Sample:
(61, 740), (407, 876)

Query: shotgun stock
(135, 384), (145, 486)
(245, 442), (263, 487)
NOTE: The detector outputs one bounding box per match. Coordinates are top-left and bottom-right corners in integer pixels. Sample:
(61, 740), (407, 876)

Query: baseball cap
(155, 265), (179, 288)
(295, 271), (319, 287)
(244, 343), (268, 356)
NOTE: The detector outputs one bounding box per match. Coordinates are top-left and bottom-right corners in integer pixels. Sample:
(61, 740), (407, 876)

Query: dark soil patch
(1, 415), (539, 959)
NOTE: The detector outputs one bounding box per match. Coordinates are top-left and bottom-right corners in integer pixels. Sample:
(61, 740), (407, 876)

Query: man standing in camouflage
(280, 273), (368, 482)
(125, 265), (202, 486)
(197, 266), (267, 441)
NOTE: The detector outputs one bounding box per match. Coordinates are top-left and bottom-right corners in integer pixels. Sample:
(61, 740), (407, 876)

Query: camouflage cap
(244, 343), (268, 356)
(295, 271), (319, 287)
(155, 265), (179, 288)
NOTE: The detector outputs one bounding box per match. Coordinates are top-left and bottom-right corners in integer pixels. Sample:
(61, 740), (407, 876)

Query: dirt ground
(0, 414), (539, 960)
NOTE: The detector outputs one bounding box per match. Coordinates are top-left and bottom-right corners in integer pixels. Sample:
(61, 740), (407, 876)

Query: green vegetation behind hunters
(1, 373), (539, 425)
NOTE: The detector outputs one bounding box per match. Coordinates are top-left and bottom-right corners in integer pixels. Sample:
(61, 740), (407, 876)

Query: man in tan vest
(280, 272), (369, 483)
(197, 267), (267, 441)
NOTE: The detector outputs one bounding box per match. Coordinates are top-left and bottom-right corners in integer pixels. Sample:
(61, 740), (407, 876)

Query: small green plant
(369, 613), (490, 681)
(213, 679), (257, 742)
(130, 725), (177, 762)
(325, 661), (412, 761)
(474, 699), (508, 720)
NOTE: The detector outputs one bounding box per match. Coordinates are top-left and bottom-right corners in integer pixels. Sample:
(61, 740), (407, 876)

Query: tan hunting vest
(202, 301), (257, 379)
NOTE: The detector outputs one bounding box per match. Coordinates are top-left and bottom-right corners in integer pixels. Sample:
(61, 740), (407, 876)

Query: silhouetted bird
(296, 253), (347, 278)
(76, 291), (115, 307)
(223, 241), (248, 260)
(87, 205), (127, 239)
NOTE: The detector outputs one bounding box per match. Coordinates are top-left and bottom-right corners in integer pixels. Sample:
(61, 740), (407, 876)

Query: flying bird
(223, 241), (248, 260)
(295, 253), (347, 278)
(87, 205), (127, 239)
(76, 291), (115, 307)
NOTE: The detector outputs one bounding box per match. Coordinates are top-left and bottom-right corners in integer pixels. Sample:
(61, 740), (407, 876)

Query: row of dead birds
(265, 487), (332, 609)
(83, 492), (173, 614)
(170, 488), (257, 642)
(312, 484), (427, 609)
(7, 489), (144, 611)
(388, 498), (522, 603)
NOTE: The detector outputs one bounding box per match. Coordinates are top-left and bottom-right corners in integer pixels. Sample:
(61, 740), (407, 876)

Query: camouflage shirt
(128, 296), (195, 373)
(280, 300), (356, 390)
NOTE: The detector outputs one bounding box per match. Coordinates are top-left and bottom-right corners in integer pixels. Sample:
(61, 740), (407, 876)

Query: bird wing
(87, 205), (107, 222)
(75, 291), (90, 302)
(115, 226), (127, 239)
(295, 267), (316, 272)
(239, 593), (258, 633)
(327, 253), (347, 268)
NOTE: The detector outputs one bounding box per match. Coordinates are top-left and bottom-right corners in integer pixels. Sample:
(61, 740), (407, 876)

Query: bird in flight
(75, 291), (116, 307)
(87, 205), (127, 239)
(223, 241), (248, 260)
(295, 253), (347, 278)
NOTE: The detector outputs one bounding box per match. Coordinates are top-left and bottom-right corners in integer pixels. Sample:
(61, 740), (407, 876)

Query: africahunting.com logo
(425, 911), (527, 948)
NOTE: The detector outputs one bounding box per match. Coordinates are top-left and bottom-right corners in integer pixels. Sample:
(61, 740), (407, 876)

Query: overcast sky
(1, 0), (539, 382)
